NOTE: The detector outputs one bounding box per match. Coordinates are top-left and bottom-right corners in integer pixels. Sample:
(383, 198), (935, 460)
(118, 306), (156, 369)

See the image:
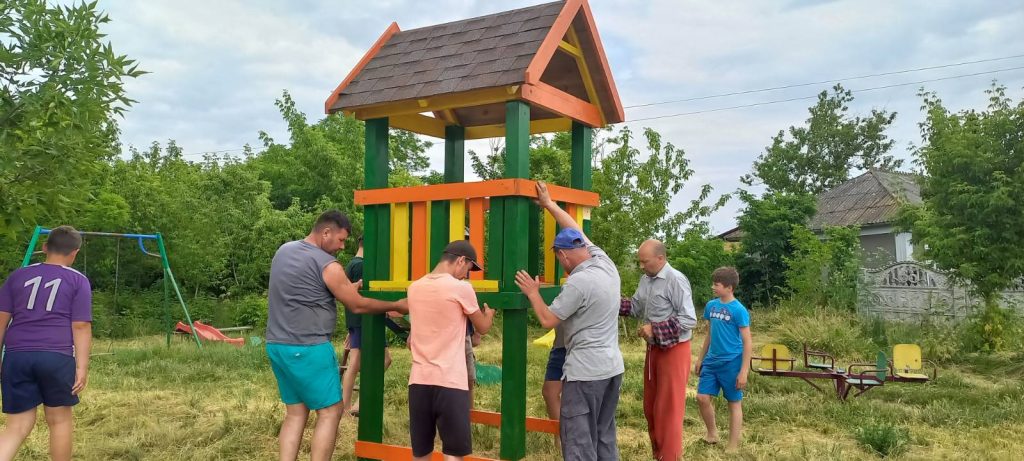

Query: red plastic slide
(175, 321), (245, 347)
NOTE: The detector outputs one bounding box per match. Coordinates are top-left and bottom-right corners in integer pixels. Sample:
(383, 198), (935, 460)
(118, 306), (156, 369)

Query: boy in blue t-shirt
(695, 266), (751, 452)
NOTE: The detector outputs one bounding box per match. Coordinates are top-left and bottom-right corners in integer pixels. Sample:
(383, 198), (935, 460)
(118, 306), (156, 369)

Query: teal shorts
(266, 342), (341, 410)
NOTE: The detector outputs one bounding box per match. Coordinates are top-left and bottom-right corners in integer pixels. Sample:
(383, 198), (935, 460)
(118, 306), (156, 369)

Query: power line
(625, 53), (1024, 109)
(624, 65), (1024, 124)
(160, 63), (1024, 158)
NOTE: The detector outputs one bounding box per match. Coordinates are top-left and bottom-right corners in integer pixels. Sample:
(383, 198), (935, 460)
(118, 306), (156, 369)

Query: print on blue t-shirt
(702, 298), (750, 368)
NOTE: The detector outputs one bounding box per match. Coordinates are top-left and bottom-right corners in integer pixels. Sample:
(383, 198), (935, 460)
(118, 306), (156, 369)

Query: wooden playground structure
(324, 0), (623, 459)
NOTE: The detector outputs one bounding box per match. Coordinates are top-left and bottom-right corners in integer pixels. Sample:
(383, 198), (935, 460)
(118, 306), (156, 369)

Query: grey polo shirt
(549, 245), (625, 382)
(629, 262), (698, 343)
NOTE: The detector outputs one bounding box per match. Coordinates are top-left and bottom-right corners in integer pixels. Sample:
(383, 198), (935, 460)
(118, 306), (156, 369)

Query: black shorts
(1, 351), (79, 414)
(408, 384), (472, 457)
(347, 327), (362, 349)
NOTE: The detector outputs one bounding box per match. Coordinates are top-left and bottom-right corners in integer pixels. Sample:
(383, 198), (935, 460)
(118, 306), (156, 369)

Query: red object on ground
(175, 321), (245, 347)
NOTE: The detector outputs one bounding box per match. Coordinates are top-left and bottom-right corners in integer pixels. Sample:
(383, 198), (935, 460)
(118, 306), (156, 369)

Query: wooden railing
(354, 179), (598, 292)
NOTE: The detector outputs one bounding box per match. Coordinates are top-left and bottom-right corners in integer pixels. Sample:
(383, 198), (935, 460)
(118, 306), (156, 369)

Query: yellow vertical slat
(543, 209), (555, 283)
(391, 202), (410, 281)
(449, 199), (465, 243)
(424, 201), (431, 275)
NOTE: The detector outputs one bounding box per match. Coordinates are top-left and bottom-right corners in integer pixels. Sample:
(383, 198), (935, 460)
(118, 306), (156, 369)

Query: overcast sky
(99, 0), (1024, 234)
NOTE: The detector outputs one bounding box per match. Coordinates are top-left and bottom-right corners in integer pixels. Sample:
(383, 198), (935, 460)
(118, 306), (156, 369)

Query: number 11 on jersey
(24, 276), (62, 311)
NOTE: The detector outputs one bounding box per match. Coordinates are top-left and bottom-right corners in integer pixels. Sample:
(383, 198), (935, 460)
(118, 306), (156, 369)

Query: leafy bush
(231, 295), (268, 331)
(668, 226), (736, 305)
(854, 422), (909, 457)
(960, 304), (1024, 353)
(784, 225), (861, 310)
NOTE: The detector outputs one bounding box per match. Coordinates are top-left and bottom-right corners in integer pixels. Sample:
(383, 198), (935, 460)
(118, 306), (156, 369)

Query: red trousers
(643, 340), (691, 461)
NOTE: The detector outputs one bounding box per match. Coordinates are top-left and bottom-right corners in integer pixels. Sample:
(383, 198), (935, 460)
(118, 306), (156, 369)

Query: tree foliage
(0, 0), (145, 238)
(784, 225), (861, 310)
(735, 191), (817, 306)
(742, 84), (900, 195)
(899, 85), (1024, 305)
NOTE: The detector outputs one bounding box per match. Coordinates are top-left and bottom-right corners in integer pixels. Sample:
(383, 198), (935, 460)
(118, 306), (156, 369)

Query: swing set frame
(20, 226), (203, 348)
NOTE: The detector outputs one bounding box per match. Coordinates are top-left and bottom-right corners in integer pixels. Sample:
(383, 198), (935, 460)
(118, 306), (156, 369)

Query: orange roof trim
(525, 0), (624, 124)
(323, 22), (400, 114)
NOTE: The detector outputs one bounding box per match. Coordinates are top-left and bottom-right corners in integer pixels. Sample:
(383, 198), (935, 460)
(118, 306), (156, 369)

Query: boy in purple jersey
(0, 226), (92, 461)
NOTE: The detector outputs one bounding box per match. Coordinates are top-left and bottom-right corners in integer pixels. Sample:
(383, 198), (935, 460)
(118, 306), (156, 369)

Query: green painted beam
(485, 197), (505, 283)
(359, 117), (390, 455)
(444, 125), (465, 183)
(571, 121), (593, 191)
(431, 125), (465, 265)
(500, 100), (530, 461)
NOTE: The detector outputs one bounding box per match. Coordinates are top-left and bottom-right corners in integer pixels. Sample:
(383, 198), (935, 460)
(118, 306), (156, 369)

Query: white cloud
(98, 0), (1024, 232)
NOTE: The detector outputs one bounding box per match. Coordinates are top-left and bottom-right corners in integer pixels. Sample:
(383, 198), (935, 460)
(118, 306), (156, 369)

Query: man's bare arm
(323, 262), (407, 314)
(535, 181), (592, 245)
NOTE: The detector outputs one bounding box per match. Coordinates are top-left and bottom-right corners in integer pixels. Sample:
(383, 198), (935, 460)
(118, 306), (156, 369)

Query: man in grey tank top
(266, 210), (407, 461)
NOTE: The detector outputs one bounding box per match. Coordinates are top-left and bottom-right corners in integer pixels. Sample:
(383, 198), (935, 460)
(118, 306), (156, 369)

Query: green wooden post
(20, 226), (42, 267)
(500, 100), (531, 461)
(572, 121), (594, 234)
(359, 117), (390, 456)
(431, 125), (465, 265)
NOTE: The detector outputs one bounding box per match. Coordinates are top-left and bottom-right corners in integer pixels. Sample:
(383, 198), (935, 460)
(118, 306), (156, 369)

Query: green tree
(899, 85), (1024, 349)
(735, 191), (817, 306)
(741, 84), (900, 195)
(784, 225), (861, 310)
(0, 0), (145, 238)
(252, 91), (432, 212)
(668, 222), (736, 305)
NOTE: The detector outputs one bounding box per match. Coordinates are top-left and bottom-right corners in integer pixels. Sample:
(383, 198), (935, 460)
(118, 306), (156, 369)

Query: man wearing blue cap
(515, 182), (625, 461)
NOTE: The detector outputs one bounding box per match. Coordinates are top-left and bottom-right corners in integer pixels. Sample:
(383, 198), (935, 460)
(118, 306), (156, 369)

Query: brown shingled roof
(337, 1), (564, 110)
(808, 169), (922, 230)
(324, 0), (625, 136)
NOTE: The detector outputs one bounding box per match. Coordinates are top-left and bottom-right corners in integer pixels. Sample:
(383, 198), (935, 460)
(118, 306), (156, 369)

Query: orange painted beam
(565, 203), (578, 227)
(468, 198), (485, 280)
(579, 0), (625, 123)
(521, 82), (603, 128)
(354, 441), (498, 461)
(524, 0), (583, 85)
(411, 202), (428, 279)
(325, 22), (400, 114)
(469, 410), (561, 435)
(355, 179), (600, 207)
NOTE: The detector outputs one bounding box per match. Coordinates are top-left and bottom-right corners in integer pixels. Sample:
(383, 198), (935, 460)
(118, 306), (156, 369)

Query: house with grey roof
(718, 169), (922, 267)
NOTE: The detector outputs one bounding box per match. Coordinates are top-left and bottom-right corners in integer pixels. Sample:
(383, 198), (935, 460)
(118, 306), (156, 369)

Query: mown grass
(3, 308), (1024, 460)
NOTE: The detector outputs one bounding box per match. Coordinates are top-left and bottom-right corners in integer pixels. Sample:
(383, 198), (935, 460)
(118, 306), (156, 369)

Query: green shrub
(854, 422), (909, 457)
(961, 304), (1024, 353)
(231, 295), (269, 331)
(668, 227), (736, 305)
(784, 226), (861, 310)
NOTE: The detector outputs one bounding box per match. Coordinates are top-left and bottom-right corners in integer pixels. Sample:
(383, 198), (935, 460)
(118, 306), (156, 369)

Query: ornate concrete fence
(860, 262), (1024, 321)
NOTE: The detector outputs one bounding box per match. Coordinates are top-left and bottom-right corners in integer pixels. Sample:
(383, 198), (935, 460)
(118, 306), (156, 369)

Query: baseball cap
(443, 240), (483, 271)
(552, 228), (587, 250)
